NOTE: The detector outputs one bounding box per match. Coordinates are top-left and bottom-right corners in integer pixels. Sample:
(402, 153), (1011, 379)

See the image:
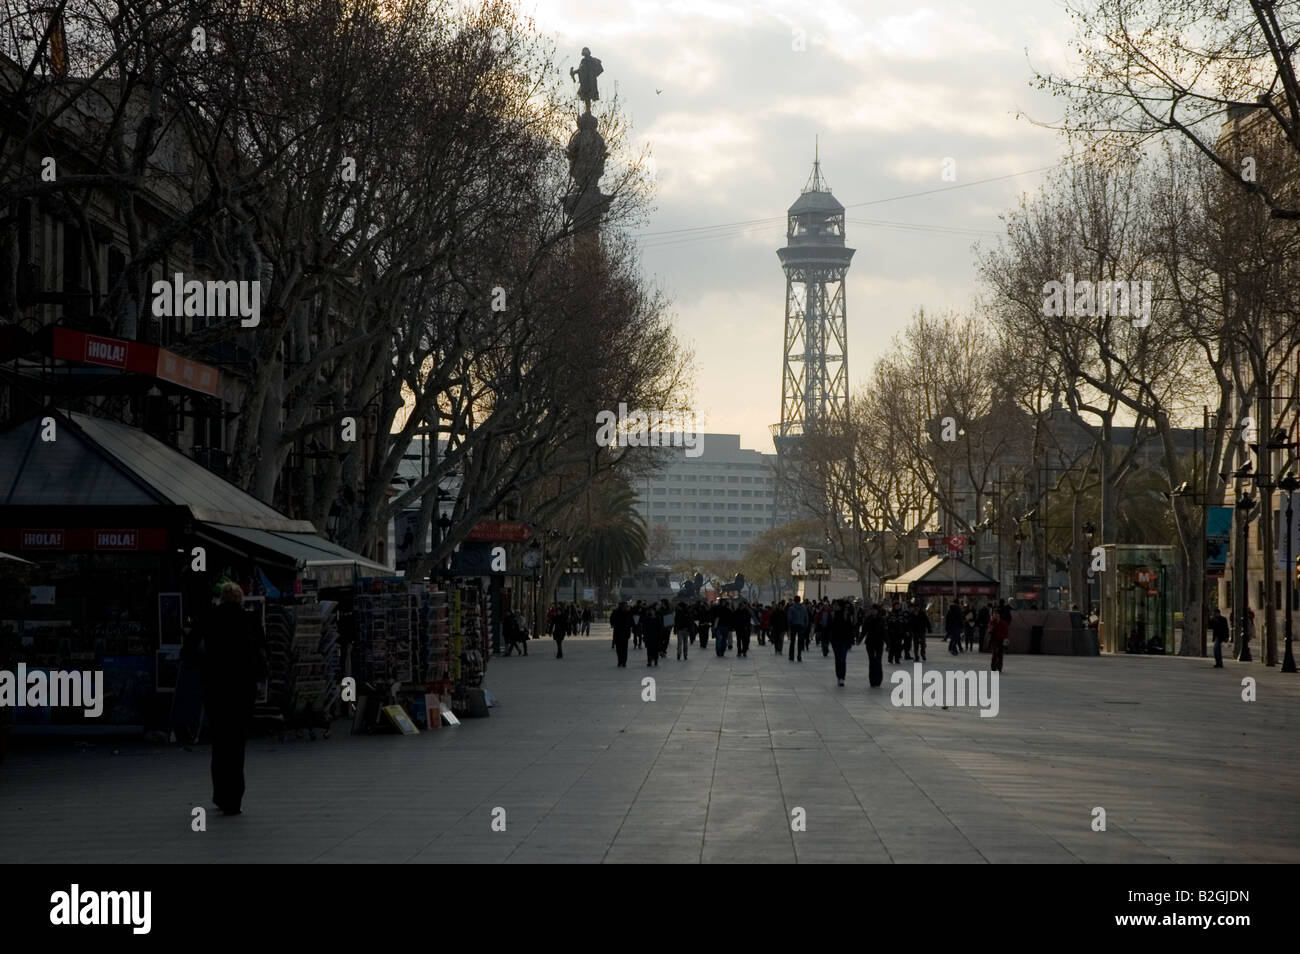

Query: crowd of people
(597, 594), (1016, 685)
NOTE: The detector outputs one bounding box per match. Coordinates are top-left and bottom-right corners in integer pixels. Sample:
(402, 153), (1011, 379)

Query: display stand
(449, 583), (490, 717)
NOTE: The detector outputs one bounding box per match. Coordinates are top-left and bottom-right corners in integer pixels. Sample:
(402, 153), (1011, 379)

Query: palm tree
(577, 476), (647, 600)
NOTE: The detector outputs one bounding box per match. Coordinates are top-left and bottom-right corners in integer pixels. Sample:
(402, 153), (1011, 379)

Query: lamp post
(524, 541), (541, 642)
(569, 554), (582, 605)
(1235, 492), (1255, 656)
(1083, 521), (1097, 618)
(813, 555), (828, 600)
(1281, 474), (1299, 673)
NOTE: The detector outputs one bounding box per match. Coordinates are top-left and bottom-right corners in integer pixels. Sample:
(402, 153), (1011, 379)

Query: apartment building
(632, 434), (779, 562)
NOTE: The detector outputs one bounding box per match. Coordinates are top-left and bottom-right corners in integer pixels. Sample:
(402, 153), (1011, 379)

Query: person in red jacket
(989, 613), (1010, 672)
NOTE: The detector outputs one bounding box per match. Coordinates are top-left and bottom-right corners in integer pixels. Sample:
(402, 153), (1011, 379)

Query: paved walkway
(2, 625), (1298, 863)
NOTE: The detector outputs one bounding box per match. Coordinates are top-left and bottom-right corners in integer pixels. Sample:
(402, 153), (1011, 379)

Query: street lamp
(1083, 521), (1097, 618)
(569, 554), (583, 605)
(1236, 491), (1256, 656)
(1280, 474), (1299, 673)
(813, 555), (828, 600)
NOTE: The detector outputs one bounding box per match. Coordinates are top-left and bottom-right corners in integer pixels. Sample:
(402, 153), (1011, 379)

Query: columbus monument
(564, 47), (612, 232)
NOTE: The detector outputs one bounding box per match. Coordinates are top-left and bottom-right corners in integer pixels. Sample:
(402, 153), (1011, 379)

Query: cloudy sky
(530, 0), (1076, 451)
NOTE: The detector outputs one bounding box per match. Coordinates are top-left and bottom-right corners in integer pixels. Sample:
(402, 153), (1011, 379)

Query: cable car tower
(770, 145), (855, 519)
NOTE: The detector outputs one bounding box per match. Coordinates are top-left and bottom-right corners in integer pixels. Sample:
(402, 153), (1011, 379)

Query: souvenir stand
(449, 582), (490, 716)
(248, 581), (343, 739)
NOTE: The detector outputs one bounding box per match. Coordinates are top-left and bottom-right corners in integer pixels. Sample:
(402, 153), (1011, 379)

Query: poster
(1205, 506), (1232, 577)
(382, 704), (420, 735)
(157, 593), (183, 646)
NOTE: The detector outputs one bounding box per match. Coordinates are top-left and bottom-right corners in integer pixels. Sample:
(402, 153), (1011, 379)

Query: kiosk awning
(204, 524), (390, 586)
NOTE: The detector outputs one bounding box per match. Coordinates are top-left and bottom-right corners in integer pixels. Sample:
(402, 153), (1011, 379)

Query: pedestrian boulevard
(2, 627), (1296, 863)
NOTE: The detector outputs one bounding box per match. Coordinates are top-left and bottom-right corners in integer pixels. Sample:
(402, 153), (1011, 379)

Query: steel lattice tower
(770, 148), (854, 519)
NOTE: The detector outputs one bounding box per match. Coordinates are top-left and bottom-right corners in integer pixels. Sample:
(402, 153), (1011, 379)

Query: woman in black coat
(829, 600), (855, 686)
(551, 602), (569, 658)
(197, 582), (266, 816)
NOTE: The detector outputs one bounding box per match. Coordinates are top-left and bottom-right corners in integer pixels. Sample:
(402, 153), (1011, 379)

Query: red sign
(464, 521), (530, 542)
(21, 529), (64, 549)
(1134, 569), (1156, 585)
(84, 334), (129, 368)
(156, 349), (219, 395)
(52, 328), (220, 397)
(2, 528), (167, 552)
(94, 529), (138, 550)
(944, 535), (966, 552)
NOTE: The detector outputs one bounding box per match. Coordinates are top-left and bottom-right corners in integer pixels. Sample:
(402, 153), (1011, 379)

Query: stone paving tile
(3, 628), (1300, 863)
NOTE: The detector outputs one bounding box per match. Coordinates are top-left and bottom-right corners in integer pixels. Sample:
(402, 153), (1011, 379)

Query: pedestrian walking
(611, 600), (634, 667)
(713, 600), (732, 658)
(503, 611), (528, 656)
(194, 582), (266, 816)
(829, 600), (854, 686)
(643, 608), (662, 667)
(864, 603), (886, 687)
(886, 601), (909, 664)
(976, 602), (991, 652)
(659, 600), (673, 658)
(551, 602), (568, 658)
(675, 601), (692, 660)
(582, 605), (592, 636)
(989, 612), (1009, 672)
(1210, 606), (1229, 668)
(946, 602), (964, 655)
(695, 601), (710, 651)
(733, 600), (752, 657)
(786, 596), (808, 661)
(771, 600), (788, 655)
(910, 602), (928, 660)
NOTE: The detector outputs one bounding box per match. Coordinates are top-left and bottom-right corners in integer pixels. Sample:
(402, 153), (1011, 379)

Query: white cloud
(529, 0), (1073, 448)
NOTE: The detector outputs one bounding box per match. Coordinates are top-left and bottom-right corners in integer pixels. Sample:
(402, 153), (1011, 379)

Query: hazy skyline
(532, 0), (1077, 450)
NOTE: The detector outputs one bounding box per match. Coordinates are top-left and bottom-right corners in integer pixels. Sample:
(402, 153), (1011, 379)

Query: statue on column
(564, 47), (612, 232)
(570, 47), (602, 113)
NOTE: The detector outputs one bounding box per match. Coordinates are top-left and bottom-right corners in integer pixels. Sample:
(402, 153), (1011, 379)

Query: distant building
(632, 434), (779, 563)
